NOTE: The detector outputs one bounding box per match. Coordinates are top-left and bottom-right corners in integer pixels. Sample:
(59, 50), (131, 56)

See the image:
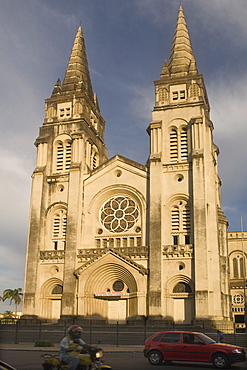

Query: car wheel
(148, 350), (163, 365)
(212, 353), (229, 369)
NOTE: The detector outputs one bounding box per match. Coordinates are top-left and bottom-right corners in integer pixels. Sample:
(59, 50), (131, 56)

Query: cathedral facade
(22, 6), (232, 325)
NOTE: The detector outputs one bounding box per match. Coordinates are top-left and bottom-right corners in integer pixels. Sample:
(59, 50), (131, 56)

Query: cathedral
(22, 5), (235, 325)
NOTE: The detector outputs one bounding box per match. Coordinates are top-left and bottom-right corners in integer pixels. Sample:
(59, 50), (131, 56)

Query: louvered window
(182, 206), (190, 232)
(55, 140), (71, 172)
(65, 142), (71, 170)
(92, 153), (97, 169)
(52, 210), (67, 250)
(180, 128), (188, 161)
(171, 207), (179, 231)
(169, 127), (188, 163)
(170, 130), (178, 162)
(171, 201), (191, 245)
(56, 143), (64, 171)
(62, 216), (67, 238)
(53, 216), (60, 238)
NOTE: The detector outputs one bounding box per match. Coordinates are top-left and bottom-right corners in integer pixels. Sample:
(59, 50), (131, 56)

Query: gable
(74, 248), (148, 278)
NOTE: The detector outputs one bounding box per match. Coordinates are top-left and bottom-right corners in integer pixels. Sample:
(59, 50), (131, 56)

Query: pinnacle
(61, 26), (94, 100)
(161, 4), (198, 78)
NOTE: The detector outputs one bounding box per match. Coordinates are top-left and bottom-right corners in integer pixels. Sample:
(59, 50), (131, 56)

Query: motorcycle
(41, 345), (112, 370)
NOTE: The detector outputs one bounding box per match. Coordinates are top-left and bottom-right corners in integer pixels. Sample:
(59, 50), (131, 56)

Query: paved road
(0, 351), (246, 370)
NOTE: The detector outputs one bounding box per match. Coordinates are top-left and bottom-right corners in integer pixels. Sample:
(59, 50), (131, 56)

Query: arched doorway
(168, 276), (194, 324)
(172, 282), (193, 323)
(84, 263), (137, 324)
(40, 278), (63, 320)
(51, 284), (63, 319)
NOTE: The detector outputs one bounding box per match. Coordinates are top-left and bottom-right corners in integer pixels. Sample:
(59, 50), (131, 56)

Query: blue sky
(0, 0), (247, 312)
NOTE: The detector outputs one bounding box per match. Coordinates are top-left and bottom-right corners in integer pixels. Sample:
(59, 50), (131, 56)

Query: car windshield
(197, 333), (216, 344)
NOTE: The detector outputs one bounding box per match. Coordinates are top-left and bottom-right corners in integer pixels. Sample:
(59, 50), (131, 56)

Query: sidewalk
(0, 343), (143, 353)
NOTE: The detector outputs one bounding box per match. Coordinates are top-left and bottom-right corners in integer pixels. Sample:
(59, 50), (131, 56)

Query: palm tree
(0, 288), (23, 316)
(3, 310), (14, 318)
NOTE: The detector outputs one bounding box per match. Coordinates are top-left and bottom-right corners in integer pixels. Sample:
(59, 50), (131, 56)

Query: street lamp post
(240, 216), (247, 333)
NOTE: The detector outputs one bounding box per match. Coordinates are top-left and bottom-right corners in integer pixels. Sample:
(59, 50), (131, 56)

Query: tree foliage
(0, 288), (23, 314)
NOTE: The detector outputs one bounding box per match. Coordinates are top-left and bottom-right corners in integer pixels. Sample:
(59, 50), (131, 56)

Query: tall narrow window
(171, 207), (179, 232)
(232, 256), (246, 279)
(65, 142), (71, 170)
(62, 216), (67, 238)
(182, 206), (190, 233)
(171, 201), (190, 245)
(56, 142), (64, 171)
(55, 139), (72, 172)
(170, 129), (178, 162)
(185, 235), (190, 244)
(180, 128), (188, 161)
(92, 153), (98, 169)
(240, 258), (244, 278)
(53, 216), (60, 238)
(169, 126), (188, 163)
(52, 210), (67, 250)
(233, 258), (238, 278)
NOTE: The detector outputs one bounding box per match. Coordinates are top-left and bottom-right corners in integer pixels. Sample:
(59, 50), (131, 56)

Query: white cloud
(209, 73), (247, 175)
(201, 0), (247, 40)
(207, 72), (247, 230)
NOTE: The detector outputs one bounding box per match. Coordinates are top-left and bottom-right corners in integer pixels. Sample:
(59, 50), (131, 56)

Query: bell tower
(22, 27), (108, 318)
(148, 5), (230, 322)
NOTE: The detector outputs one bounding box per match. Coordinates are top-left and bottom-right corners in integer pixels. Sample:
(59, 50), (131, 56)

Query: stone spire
(164, 5), (198, 77)
(61, 26), (94, 100)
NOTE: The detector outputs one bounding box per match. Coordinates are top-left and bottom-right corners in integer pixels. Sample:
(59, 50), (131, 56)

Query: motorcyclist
(59, 325), (91, 370)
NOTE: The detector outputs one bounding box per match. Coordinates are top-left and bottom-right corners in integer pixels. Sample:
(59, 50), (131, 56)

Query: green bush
(34, 340), (54, 347)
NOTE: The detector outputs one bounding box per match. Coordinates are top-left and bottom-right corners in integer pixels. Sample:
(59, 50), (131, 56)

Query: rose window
(100, 196), (140, 233)
(233, 294), (244, 305)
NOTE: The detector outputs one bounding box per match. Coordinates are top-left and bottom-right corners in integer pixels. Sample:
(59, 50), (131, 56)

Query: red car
(143, 331), (246, 368)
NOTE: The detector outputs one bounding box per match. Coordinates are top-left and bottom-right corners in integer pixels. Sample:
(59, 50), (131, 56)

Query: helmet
(67, 325), (82, 337)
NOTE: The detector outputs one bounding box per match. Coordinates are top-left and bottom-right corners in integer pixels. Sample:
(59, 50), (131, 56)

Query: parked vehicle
(42, 345), (112, 370)
(143, 331), (246, 368)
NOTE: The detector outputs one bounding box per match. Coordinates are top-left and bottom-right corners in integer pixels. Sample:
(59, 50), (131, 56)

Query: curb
(0, 344), (143, 353)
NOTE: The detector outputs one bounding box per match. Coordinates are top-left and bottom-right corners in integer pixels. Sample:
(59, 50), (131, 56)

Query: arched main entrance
(85, 262), (137, 324)
(75, 251), (148, 323)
